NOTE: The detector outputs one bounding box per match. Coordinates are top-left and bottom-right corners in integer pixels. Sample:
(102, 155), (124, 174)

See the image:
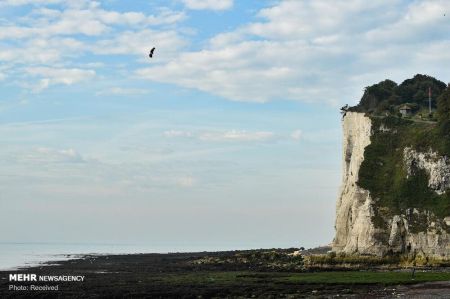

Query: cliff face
(333, 112), (387, 255)
(333, 112), (450, 258)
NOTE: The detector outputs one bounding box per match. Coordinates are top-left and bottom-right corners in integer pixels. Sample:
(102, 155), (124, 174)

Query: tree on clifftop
(357, 79), (398, 112)
(351, 75), (448, 114)
(437, 84), (450, 137)
(397, 74), (446, 107)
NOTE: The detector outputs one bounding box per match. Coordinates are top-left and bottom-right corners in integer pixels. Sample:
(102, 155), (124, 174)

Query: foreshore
(1, 249), (450, 298)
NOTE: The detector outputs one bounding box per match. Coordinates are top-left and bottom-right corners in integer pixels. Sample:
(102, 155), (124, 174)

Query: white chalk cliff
(332, 112), (450, 258)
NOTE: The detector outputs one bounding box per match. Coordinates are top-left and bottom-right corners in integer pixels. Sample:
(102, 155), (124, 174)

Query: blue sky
(1, 0), (450, 250)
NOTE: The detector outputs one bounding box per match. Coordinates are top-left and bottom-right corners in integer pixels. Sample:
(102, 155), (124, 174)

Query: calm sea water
(0, 243), (172, 271)
(0, 243), (246, 270)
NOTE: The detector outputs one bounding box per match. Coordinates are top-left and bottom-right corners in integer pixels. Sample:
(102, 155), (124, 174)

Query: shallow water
(0, 242), (166, 270)
(0, 242), (250, 270)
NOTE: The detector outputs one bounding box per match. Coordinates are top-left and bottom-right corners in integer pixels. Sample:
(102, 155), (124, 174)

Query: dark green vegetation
(358, 116), (450, 225)
(352, 75), (450, 231)
(350, 74), (447, 115)
(307, 252), (400, 267)
(191, 248), (304, 271)
(2, 250), (450, 298)
(437, 85), (450, 144)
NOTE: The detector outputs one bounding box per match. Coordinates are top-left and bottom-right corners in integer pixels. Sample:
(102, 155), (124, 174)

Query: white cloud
(2, 0), (450, 105)
(95, 9), (185, 26)
(0, 6), (185, 41)
(96, 87), (150, 96)
(177, 176), (196, 188)
(92, 29), (186, 61)
(0, 12), (107, 40)
(163, 130), (193, 138)
(137, 40), (332, 103)
(199, 130), (274, 142)
(0, 2), (188, 91)
(0, 3), (186, 68)
(0, 37), (84, 65)
(0, 0), (63, 6)
(181, 0), (233, 11)
(26, 67), (95, 91)
(163, 129), (275, 142)
(138, 0), (450, 104)
(291, 130), (302, 141)
(20, 147), (86, 164)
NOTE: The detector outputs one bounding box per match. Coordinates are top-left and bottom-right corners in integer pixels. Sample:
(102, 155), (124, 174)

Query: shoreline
(1, 249), (450, 298)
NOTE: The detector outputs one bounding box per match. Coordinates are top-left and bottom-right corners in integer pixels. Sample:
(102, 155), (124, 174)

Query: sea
(0, 242), (173, 271)
(0, 242), (249, 271)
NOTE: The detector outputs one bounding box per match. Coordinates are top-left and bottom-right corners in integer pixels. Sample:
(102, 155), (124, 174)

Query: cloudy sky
(1, 0), (450, 251)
